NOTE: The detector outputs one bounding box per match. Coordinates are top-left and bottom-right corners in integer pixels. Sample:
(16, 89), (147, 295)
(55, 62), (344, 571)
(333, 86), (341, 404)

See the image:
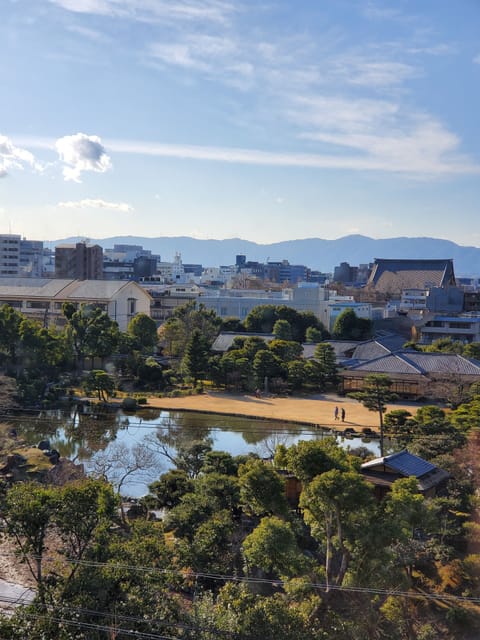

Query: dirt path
(145, 392), (422, 432)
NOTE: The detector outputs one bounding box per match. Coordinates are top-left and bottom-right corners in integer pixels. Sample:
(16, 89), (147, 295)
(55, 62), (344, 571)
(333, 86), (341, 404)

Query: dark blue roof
(362, 450), (436, 478)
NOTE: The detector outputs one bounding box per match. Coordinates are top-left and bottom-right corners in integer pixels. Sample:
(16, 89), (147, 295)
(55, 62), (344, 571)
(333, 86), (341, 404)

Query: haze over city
(1, 0), (479, 245)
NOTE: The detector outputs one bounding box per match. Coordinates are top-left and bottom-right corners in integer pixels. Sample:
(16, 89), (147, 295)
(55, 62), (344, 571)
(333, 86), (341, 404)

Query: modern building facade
(55, 242), (104, 280)
(0, 234), (21, 277)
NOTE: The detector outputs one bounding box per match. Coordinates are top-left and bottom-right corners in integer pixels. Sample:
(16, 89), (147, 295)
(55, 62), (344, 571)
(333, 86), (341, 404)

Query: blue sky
(1, 0), (480, 245)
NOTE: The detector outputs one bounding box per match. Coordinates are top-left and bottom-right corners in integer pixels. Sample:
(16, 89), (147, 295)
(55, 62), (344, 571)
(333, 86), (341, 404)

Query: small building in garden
(360, 450), (450, 500)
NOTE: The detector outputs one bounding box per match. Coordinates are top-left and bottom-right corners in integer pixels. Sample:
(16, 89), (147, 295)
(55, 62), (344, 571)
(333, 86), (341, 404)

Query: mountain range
(54, 235), (480, 275)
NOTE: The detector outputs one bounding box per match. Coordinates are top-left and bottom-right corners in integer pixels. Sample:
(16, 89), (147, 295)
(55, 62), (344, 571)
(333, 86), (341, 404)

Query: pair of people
(334, 406), (345, 422)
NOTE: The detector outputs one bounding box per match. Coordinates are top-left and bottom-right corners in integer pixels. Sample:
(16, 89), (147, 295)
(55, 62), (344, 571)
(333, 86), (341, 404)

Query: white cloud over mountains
(55, 133), (112, 182)
(58, 198), (133, 212)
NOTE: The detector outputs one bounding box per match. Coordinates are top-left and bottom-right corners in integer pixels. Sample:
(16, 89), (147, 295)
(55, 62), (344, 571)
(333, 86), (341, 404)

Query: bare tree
(89, 441), (160, 521)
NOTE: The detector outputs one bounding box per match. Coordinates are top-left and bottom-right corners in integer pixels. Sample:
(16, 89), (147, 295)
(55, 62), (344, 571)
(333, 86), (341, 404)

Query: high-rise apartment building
(20, 239), (44, 277)
(55, 242), (104, 279)
(0, 234), (21, 276)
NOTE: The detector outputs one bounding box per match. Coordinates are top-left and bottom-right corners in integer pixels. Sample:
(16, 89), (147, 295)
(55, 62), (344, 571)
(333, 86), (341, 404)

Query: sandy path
(145, 392), (421, 432)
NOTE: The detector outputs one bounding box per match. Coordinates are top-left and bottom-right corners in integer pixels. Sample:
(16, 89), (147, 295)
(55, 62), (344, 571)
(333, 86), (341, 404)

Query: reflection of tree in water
(134, 408), (162, 422)
(147, 411), (213, 476)
(64, 409), (128, 457)
(257, 432), (295, 458)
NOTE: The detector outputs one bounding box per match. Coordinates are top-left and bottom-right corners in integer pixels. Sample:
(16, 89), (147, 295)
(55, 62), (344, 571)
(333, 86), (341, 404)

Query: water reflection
(9, 408), (383, 497)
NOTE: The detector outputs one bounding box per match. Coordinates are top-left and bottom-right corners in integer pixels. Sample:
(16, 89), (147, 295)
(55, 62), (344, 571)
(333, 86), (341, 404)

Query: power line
(1, 551), (479, 606)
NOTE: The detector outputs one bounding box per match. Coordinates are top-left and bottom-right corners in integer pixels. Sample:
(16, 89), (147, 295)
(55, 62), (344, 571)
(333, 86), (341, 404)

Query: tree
(300, 469), (374, 591)
(62, 303), (119, 370)
(146, 470), (194, 509)
(182, 328), (210, 384)
(90, 442), (158, 520)
(0, 303), (22, 368)
(1, 482), (55, 603)
(82, 369), (115, 401)
(238, 459), (288, 517)
(243, 516), (306, 578)
(253, 350), (284, 390)
(332, 308), (372, 340)
(277, 439), (349, 484)
(158, 301), (221, 361)
(313, 342), (338, 389)
(349, 374), (398, 456)
(272, 319), (292, 341)
(127, 313), (158, 352)
(268, 339), (303, 362)
(463, 342), (480, 360)
(305, 326), (324, 343)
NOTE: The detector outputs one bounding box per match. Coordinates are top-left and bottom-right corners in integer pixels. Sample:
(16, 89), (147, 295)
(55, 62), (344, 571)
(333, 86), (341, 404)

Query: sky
(1, 0), (480, 246)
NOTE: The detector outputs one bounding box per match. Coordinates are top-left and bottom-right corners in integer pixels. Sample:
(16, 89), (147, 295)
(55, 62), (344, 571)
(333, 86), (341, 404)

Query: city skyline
(1, 1), (479, 245)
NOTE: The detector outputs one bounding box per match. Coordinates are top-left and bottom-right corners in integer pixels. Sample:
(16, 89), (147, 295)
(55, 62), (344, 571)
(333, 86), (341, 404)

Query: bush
(121, 397), (138, 411)
(137, 397), (148, 405)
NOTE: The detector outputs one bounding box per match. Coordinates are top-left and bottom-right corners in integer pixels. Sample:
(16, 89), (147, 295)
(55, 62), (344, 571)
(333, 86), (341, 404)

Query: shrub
(121, 397), (138, 411)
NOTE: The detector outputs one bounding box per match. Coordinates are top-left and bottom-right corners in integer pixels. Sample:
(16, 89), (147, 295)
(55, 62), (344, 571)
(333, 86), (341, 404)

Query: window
(128, 298), (137, 314)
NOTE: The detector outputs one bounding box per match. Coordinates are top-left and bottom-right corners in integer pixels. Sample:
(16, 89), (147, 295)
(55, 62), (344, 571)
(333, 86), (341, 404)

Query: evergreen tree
(182, 328), (210, 383)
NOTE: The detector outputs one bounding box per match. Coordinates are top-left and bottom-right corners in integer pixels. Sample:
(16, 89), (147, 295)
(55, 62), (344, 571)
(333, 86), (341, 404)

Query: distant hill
(53, 235), (480, 275)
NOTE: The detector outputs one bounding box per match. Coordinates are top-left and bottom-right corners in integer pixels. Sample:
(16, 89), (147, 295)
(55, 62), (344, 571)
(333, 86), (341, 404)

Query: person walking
(334, 406), (339, 421)
(341, 407), (345, 422)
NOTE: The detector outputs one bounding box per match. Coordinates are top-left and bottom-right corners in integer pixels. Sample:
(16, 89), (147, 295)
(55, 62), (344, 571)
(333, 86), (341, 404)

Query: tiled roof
(59, 280), (137, 300)
(361, 450), (450, 490)
(403, 352), (480, 375)
(352, 335), (406, 361)
(327, 340), (368, 359)
(347, 351), (480, 376)
(362, 450), (434, 478)
(0, 278), (73, 297)
(348, 353), (422, 374)
(211, 332), (275, 352)
(367, 259), (455, 294)
(0, 279), (149, 301)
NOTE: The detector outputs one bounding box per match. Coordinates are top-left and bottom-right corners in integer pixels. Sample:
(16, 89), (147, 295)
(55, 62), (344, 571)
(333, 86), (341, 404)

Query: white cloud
(55, 133), (112, 182)
(48, 0), (236, 24)
(0, 135), (37, 177)
(332, 57), (419, 87)
(104, 136), (479, 176)
(474, 54), (480, 65)
(58, 198), (133, 212)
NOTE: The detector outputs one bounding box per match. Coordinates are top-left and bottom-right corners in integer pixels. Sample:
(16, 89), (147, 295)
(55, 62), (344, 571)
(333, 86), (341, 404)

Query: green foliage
(424, 337), (464, 354)
(305, 326), (324, 343)
(158, 301), (221, 360)
(278, 438), (349, 484)
(313, 342), (338, 389)
(253, 349), (285, 388)
(332, 308), (373, 340)
(238, 459), (289, 517)
(243, 516), (306, 578)
(146, 469), (194, 509)
(268, 339), (303, 362)
(273, 319), (293, 341)
(121, 396), (137, 411)
(244, 304), (326, 342)
(462, 342), (480, 360)
(349, 374), (398, 454)
(82, 369), (115, 401)
(182, 328), (211, 383)
(62, 303), (120, 372)
(300, 469), (374, 588)
(127, 312), (158, 351)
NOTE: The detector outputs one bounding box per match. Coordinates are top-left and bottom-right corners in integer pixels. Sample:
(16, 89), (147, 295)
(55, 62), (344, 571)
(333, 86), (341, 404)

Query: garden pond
(8, 407), (384, 497)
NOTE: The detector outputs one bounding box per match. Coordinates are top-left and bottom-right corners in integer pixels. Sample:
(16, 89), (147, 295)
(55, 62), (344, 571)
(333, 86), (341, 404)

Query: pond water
(10, 407), (384, 497)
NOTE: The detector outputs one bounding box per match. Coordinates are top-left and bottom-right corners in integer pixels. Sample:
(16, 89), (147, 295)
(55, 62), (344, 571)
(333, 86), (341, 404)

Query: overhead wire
(0, 551), (479, 606)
